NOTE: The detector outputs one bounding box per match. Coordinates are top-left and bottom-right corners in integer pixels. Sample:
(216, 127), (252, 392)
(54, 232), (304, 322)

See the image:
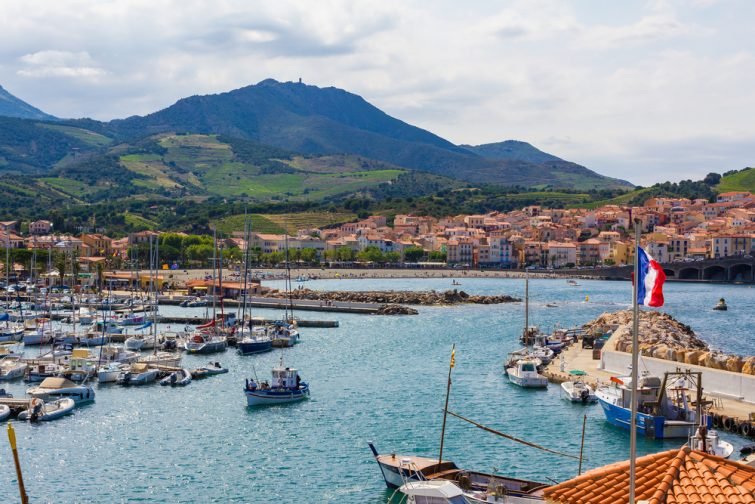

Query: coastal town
(1, 191), (754, 278)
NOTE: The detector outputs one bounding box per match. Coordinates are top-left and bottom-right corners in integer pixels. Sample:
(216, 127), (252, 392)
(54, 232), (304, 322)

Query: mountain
(105, 79), (632, 190)
(0, 85), (57, 121)
(463, 140), (563, 164)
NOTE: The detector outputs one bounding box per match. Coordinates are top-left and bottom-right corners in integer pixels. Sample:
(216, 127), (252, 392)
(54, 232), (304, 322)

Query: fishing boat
(244, 358), (309, 406)
(560, 380), (597, 404)
(505, 359), (548, 388)
(27, 377), (95, 405)
(595, 370), (706, 439)
(117, 363), (159, 385)
(368, 443), (548, 501)
(192, 361), (229, 379)
(688, 424), (734, 458)
(712, 298), (727, 311)
(25, 362), (67, 382)
(0, 404), (10, 421)
(18, 397), (75, 422)
(160, 368), (192, 387)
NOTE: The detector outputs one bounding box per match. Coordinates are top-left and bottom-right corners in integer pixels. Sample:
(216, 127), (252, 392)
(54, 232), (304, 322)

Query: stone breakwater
(584, 310), (755, 375)
(267, 288), (520, 306)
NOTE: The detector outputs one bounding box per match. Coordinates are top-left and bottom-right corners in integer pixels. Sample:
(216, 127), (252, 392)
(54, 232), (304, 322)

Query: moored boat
(192, 361), (229, 379)
(160, 368), (192, 386)
(27, 376), (96, 405)
(117, 363), (159, 385)
(0, 357), (26, 381)
(398, 479), (467, 504)
(97, 362), (127, 383)
(688, 424), (733, 458)
(0, 403), (9, 421)
(505, 359), (548, 388)
(184, 331), (228, 354)
(560, 380), (597, 404)
(237, 326), (273, 355)
(595, 371), (706, 439)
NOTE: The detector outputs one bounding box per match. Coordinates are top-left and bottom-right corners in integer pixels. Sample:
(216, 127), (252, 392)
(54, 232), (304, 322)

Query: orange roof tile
(544, 447), (755, 504)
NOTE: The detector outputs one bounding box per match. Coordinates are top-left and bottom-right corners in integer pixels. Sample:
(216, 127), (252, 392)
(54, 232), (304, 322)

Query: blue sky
(1, 0), (753, 186)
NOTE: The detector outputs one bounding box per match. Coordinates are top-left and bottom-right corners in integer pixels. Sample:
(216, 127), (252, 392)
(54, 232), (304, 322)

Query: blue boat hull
(237, 340), (273, 355)
(598, 397), (706, 439)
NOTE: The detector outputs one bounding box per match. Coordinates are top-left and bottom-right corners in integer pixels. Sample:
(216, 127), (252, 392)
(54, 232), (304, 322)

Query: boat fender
(741, 422), (752, 437)
(712, 414), (721, 428)
(722, 416), (735, 431)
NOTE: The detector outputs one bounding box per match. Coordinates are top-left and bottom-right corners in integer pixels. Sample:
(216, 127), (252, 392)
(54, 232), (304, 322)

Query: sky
(1, 0), (753, 186)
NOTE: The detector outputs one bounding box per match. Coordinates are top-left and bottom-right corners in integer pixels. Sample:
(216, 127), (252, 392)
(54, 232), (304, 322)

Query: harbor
(0, 276), (753, 502)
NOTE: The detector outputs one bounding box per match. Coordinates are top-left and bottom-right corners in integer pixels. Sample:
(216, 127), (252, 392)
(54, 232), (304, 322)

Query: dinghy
(117, 363), (159, 385)
(160, 368), (192, 387)
(192, 361), (229, 379)
(561, 380), (597, 404)
(18, 397), (75, 422)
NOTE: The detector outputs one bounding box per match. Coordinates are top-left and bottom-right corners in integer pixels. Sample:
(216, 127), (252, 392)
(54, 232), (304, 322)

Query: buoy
(585, 295), (589, 302)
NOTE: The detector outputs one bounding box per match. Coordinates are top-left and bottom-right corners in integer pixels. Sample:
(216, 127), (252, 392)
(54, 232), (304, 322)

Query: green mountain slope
(717, 167), (755, 192)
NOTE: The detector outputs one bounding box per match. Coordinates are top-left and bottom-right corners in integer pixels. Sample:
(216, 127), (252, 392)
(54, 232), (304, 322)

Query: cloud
(582, 14), (699, 48)
(17, 50), (106, 78)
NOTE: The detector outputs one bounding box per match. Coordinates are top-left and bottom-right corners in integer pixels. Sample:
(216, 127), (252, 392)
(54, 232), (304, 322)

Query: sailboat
(237, 215), (272, 356)
(505, 271), (548, 388)
(270, 230), (300, 348)
(185, 229), (227, 354)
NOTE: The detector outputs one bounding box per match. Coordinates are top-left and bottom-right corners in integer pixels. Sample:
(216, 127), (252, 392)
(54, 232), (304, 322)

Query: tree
(428, 251), (446, 262)
(703, 172), (721, 186)
(403, 246), (425, 262)
(335, 247), (355, 261)
(300, 248), (318, 264)
(357, 246), (384, 263)
(384, 251), (401, 264)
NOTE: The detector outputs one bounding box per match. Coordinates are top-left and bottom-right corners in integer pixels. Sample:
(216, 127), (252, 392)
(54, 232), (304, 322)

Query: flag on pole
(636, 246), (666, 307)
(449, 348), (456, 368)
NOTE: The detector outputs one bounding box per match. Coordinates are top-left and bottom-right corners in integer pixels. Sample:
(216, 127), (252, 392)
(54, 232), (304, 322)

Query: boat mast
(241, 214), (251, 331)
(211, 228), (217, 326)
(152, 235), (159, 351)
(284, 230), (293, 322)
(524, 269), (529, 344)
(438, 344), (455, 466)
(629, 217), (641, 504)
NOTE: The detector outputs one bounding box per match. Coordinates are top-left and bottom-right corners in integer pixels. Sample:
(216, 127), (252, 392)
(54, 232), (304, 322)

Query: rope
(446, 410), (582, 460)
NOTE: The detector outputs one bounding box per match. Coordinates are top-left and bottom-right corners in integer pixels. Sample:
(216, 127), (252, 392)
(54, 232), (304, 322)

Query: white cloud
(17, 50), (106, 79)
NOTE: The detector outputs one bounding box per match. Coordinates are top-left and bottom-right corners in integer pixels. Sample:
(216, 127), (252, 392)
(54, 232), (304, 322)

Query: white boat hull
(18, 398), (76, 421)
(245, 386), (310, 406)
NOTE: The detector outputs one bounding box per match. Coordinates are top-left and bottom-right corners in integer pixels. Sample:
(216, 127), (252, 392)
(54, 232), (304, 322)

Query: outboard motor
(580, 389), (590, 404)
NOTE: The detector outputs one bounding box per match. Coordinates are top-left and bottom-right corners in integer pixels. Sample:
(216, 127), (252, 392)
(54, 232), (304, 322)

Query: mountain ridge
(0, 85), (57, 121)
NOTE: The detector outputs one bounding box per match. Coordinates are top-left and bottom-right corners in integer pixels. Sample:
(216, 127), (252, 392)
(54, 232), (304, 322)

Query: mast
(524, 269), (529, 344)
(152, 235), (159, 351)
(241, 214), (252, 332)
(284, 231), (293, 322)
(438, 344), (455, 465)
(211, 228), (217, 325)
(629, 217), (641, 504)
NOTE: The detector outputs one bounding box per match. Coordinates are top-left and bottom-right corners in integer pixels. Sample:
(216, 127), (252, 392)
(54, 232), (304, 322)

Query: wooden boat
(368, 443), (548, 501)
(18, 397), (76, 422)
(27, 376), (95, 405)
(244, 358), (309, 406)
(160, 368), (192, 387)
(560, 380), (597, 404)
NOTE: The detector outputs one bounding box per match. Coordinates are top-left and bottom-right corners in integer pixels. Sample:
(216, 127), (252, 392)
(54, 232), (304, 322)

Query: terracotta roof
(544, 447), (755, 504)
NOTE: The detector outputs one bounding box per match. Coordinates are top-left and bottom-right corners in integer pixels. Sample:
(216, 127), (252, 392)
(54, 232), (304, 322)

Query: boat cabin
(272, 367), (300, 389)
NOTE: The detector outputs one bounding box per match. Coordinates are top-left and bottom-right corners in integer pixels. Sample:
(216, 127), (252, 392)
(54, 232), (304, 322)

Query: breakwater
(584, 310), (755, 375)
(265, 288), (520, 305)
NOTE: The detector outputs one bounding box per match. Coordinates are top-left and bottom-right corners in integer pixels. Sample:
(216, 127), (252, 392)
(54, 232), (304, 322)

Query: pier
(157, 316), (339, 328)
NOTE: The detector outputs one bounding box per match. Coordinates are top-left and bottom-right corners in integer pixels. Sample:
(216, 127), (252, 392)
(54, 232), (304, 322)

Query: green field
(212, 211), (357, 236)
(717, 168), (755, 193)
(41, 177), (93, 198)
(211, 214), (286, 235)
(37, 124), (112, 147)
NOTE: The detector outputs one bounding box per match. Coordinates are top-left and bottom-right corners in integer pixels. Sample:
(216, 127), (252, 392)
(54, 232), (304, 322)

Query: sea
(1, 277), (753, 503)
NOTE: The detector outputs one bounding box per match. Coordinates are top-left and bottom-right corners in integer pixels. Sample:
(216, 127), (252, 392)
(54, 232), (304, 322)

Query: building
(546, 241), (577, 268)
(29, 220), (53, 235)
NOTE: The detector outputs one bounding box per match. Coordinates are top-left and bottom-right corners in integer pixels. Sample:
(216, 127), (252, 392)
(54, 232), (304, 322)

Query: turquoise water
(1, 278), (753, 503)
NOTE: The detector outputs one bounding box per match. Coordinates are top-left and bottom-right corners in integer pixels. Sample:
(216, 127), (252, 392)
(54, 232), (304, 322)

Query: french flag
(637, 246), (666, 307)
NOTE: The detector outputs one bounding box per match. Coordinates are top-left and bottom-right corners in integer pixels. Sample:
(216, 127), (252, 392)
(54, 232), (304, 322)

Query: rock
(742, 357), (755, 376)
(376, 304), (418, 315)
(684, 351), (703, 366)
(725, 356), (743, 373)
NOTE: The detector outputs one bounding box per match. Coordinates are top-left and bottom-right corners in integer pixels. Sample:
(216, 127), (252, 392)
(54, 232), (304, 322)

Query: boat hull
(245, 384), (309, 406)
(597, 396), (701, 439)
(237, 339), (273, 355)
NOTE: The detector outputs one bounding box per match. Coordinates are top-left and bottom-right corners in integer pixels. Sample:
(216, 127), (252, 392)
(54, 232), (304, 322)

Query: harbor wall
(600, 349), (755, 404)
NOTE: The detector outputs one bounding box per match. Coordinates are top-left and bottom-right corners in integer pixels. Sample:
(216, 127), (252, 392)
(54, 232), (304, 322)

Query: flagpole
(438, 344), (455, 466)
(629, 217), (641, 504)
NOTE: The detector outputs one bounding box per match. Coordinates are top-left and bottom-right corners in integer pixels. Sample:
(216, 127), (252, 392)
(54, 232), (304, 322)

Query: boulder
(742, 357), (755, 376)
(725, 356), (743, 373)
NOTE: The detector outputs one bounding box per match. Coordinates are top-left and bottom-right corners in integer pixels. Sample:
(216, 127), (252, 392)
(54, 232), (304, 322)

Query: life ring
(722, 416), (735, 431)
(741, 422), (752, 437)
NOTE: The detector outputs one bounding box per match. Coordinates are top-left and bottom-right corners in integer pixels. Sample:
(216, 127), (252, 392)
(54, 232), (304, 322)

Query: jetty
(158, 315), (339, 328)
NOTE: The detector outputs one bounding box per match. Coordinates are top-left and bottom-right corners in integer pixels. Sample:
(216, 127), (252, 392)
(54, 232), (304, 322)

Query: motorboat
(596, 371), (706, 439)
(368, 443), (548, 501)
(192, 361), (229, 379)
(117, 363), (159, 385)
(688, 424), (734, 458)
(97, 362), (127, 383)
(712, 298), (727, 311)
(18, 397), (76, 422)
(118, 313), (147, 326)
(505, 360), (548, 388)
(27, 377), (95, 405)
(60, 349), (98, 382)
(0, 404), (10, 421)
(269, 321), (300, 348)
(244, 358), (308, 406)
(398, 480), (467, 504)
(124, 332), (158, 351)
(184, 331), (227, 354)
(87, 320), (124, 335)
(98, 344), (140, 364)
(561, 380), (597, 404)
(0, 322), (24, 342)
(0, 357), (26, 381)
(184, 297), (208, 307)
(25, 362), (66, 382)
(237, 326), (273, 355)
(567, 279), (580, 286)
(22, 326), (58, 345)
(160, 368), (192, 387)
